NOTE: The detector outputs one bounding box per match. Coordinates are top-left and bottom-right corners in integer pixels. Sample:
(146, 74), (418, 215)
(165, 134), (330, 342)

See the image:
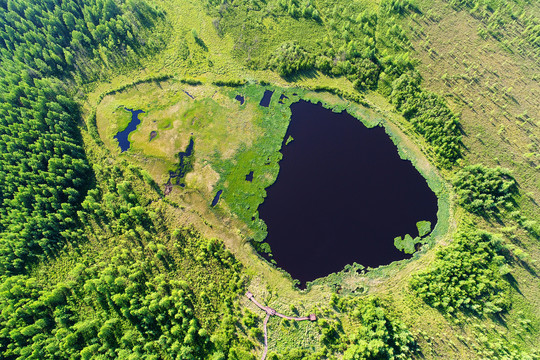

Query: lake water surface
(114, 108), (144, 152)
(257, 101), (438, 285)
(259, 90), (274, 107)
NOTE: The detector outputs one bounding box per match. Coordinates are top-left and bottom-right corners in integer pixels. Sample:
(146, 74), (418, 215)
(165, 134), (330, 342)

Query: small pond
(259, 90), (274, 107)
(114, 108), (144, 152)
(168, 137), (194, 185)
(257, 100), (438, 285)
(212, 190), (223, 207)
(235, 95), (245, 105)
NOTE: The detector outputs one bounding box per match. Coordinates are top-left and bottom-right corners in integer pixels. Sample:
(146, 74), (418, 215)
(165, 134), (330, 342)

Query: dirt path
(246, 291), (317, 360)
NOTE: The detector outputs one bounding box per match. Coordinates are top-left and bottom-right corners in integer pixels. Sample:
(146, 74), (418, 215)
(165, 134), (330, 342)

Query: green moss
(417, 221), (432, 237)
(394, 234), (418, 254)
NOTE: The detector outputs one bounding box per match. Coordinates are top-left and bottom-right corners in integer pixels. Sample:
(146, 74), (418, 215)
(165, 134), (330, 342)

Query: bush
(268, 42), (314, 77)
(410, 230), (510, 316)
(453, 164), (517, 216)
(343, 298), (417, 360)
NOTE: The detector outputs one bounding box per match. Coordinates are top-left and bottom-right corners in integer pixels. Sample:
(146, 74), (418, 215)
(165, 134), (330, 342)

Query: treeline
(410, 230), (510, 316)
(0, 0), (163, 81)
(313, 0), (460, 167)
(0, 0), (160, 276)
(389, 72), (462, 167)
(96, 74), (174, 104)
(210, 0), (462, 166)
(0, 159), (249, 359)
(453, 164), (517, 216)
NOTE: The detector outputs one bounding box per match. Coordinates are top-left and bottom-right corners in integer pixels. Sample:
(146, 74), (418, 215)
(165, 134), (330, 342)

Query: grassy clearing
(96, 81), (265, 193)
(398, 0), (540, 353)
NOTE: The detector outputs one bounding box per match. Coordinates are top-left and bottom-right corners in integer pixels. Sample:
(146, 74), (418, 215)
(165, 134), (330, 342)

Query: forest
(0, 0), (538, 359)
(0, 1), (238, 359)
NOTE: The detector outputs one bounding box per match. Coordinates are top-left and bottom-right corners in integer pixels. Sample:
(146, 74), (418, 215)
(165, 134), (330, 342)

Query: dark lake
(257, 101), (438, 285)
(114, 108), (144, 152)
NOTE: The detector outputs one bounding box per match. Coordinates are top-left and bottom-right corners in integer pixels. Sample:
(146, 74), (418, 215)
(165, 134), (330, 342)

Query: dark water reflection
(212, 190), (223, 207)
(235, 95), (245, 105)
(114, 108), (144, 152)
(259, 90), (274, 107)
(257, 101), (438, 285)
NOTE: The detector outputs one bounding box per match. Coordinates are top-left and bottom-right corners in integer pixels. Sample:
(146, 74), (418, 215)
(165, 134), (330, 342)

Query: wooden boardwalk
(246, 291), (316, 360)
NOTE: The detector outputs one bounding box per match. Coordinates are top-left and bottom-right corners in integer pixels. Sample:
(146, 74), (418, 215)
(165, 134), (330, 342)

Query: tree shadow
(195, 37), (208, 51)
(282, 68), (320, 82)
(503, 273), (523, 295)
(482, 211), (505, 226)
(491, 312), (509, 327)
(518, 259), (538, 277)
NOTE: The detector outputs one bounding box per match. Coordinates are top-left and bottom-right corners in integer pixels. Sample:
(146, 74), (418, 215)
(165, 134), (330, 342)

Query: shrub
(453, 164), (517, 216)
(410, 230), (510, 316)
(268, 42), (314, 77)
(213, 79), (247, 87)
(343, 298), (417, 360)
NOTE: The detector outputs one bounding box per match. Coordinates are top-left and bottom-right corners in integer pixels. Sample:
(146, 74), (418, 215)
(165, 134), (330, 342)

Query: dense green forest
(453, 164), (517, 216)
(411, 230), (510, 315)
(0, 0), (161, 275)
(0, 1), (247, 359)
(0, 0), (538, 359)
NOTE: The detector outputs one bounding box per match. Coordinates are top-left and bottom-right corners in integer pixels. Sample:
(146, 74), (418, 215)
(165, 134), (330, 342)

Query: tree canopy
(453, 164), (517, 216)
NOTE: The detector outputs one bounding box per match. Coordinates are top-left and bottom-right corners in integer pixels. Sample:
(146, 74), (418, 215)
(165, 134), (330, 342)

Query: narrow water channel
(114, 108), (144, 152)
